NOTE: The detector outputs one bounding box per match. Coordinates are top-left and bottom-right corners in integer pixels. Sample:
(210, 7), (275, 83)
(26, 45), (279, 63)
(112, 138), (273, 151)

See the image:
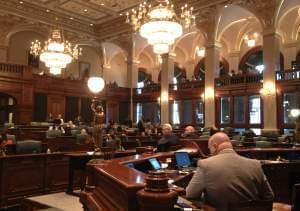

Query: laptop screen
(175, 152), (191, 168)
(149, 158), (161, 170)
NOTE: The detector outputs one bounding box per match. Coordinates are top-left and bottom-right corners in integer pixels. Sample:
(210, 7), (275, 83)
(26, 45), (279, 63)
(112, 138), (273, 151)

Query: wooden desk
(80, 152), (211, 211)
(235, 147), (300, 160)
(65, 150), (136, 195)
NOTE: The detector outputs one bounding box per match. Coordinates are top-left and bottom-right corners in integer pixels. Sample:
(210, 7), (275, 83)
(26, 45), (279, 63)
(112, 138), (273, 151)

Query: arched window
(239, 46), (284, 74)
(194, 58), (229, 80)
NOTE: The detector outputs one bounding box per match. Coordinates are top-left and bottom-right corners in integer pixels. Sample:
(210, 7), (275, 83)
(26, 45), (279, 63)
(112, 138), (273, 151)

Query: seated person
(181, 126), (199, 139)
(157, 123), (179, 152)
(105, 132), (121, 150)
(66, 120), (76, 129)
(186, 132), (274, 209)
(53, 114), (64, 126)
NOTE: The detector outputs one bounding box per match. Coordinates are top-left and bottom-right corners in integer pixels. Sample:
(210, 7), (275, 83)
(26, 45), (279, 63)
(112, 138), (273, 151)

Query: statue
(91, 100), (105, 150)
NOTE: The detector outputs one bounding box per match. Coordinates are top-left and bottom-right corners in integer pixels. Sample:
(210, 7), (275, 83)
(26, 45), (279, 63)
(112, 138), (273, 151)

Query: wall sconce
(260, 81), (276, 96)
(247, 39), (256, 47)
(200, 93), (205, 100)
(157, 97), (160, 104)
(196, 46), (205, 57)
(204, 87), (215, 100)
(290, 109), (300, 118)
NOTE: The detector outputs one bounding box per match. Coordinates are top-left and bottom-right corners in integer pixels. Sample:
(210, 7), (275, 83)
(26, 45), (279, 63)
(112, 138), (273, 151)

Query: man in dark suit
(186, 132), (274, 210)
(181, 126), (199, 139)
(157, 123), (179, 152)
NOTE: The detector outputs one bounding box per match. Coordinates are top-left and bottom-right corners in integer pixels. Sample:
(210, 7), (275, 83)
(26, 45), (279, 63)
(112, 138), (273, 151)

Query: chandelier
(30, 29), (81, 75)
(126, 0), (195, 55)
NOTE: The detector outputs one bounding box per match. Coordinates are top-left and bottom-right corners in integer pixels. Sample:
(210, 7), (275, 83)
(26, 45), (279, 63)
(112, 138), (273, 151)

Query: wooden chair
(100, 147), (114, 160)
(228, 200), (273, 211)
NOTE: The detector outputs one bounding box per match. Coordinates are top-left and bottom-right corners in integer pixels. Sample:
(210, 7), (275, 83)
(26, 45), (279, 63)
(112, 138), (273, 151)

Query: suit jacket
(186, 149), (274, 210)
(157, 134), (179, 152)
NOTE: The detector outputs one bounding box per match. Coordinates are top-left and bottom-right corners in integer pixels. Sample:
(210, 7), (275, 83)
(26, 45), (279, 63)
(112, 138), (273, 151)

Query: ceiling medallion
(30, 28), (82, 75)
(126, 0), (195, 55)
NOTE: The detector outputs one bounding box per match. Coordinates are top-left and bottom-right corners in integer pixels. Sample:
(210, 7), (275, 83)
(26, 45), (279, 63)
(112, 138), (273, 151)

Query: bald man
(181, 126), (199, 139)
(186, 132), (274, 210)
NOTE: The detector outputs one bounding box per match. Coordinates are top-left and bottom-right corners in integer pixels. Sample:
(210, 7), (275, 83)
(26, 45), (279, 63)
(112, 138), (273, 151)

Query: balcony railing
(215, 74), (263, 87)
(169, 80), (204, 91)
(276, 69), (300, 81)
(0, 63), (24, 77)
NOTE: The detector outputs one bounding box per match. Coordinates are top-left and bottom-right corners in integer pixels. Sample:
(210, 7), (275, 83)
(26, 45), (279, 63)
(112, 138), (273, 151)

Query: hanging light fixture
(126, 0), (195, 55)
(30, 9), (82, 76)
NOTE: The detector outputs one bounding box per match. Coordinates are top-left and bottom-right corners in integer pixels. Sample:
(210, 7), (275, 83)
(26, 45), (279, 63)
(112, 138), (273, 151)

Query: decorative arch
(239, 46), (284, 73)
(193, 57), (230, 79)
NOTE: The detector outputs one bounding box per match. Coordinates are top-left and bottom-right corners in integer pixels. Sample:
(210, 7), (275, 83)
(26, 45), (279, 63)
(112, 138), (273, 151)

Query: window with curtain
(249, 95), (261, 124)
(283, 92), (299, 124)
(234, 96), (245, 124)
(220, 97), (230, 124)
(172, 101), (180, 124)
(136, 103), (142, 123)
(195, 100), (204, 124)
(182, 100), (193, 124)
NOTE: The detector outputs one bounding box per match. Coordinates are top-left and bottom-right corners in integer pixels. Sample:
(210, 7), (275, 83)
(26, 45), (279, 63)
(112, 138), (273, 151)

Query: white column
(262, 32), (281, 130)
(204, 44), (220, 128)
(185, 59), (196, 80)
(127, 60), (139, 122)
(160, 53), (175, 124)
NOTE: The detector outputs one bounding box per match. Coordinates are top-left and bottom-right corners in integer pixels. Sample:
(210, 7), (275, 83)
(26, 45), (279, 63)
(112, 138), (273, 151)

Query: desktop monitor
(175, 152), (191, 168)
(149, 158), (161, 170)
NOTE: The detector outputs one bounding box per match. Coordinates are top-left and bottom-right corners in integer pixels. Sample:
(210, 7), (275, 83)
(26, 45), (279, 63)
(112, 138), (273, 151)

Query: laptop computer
(149, 158), (161, 170)
(175, 152), (195, 171)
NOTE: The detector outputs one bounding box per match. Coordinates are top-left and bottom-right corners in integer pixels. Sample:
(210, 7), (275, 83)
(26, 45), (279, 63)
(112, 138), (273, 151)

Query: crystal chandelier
(30, 29), (81, 75)
(126, 0), (195, 55)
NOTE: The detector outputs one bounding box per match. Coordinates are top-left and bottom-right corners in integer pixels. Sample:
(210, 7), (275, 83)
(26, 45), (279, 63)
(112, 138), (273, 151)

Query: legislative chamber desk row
(80, 149), (300, 211)
(0, 150), (136, 209)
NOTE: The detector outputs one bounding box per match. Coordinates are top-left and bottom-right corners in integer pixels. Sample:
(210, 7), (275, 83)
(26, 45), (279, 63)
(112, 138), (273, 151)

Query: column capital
(205, 41), (222, 50)
(262, 30), (281, 39)
(127, 59), (140, 65)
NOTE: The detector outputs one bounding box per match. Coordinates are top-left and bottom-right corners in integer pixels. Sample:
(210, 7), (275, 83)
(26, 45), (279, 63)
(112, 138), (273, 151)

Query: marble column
(160, 53), (175, 124)
(262, 31), (281, 130)
(127, 59), (139, 122)
(204, 44), (220, 128)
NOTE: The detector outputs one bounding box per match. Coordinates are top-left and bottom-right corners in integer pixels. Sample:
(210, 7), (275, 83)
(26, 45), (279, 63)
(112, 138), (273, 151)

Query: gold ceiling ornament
(126, 0), (195, 55)
(30, 27), (82, 75)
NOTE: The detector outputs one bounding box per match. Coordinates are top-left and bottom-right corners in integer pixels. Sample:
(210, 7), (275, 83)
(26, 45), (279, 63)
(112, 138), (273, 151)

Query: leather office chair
(228, 200), (273, 211)
(16, 140), (42, 154)
(46, 130), (62, 138)
(255, 140), (272, 148)
(76, 134), (88, 144)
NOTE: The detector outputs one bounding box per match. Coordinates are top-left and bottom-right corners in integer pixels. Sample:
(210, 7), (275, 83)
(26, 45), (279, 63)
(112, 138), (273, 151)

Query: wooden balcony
(215, 74), (263, 87)
(276, 69), (300, 81)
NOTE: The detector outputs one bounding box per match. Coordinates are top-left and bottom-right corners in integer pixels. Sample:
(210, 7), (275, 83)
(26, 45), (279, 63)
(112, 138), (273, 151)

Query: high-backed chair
(76, 134), (88, 144)
(255, 140), (272, 148)
(70, 129), (81, 137)
(46, 130), (62, 138)
(6, 134), (16, 144)
(228, 200), (273, 211)
(16, 140), (42, 154)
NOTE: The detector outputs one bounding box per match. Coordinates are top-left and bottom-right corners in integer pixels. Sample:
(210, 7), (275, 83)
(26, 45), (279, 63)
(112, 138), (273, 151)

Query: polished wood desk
(80, 152), (212, 211)
(65, 150), (136, 195)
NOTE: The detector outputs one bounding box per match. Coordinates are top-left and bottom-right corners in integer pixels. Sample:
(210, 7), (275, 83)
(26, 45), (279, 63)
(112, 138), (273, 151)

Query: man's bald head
(185, 126), (195, 134)
(208, 132), (232, 155)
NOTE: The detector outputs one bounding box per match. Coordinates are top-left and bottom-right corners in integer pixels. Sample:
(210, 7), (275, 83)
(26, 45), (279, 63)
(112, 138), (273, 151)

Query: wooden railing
(276, 69), (300, 81)
(169, 80), (204, 90)
(0, 63), (24, 75)
(215, 74), (262, 87)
